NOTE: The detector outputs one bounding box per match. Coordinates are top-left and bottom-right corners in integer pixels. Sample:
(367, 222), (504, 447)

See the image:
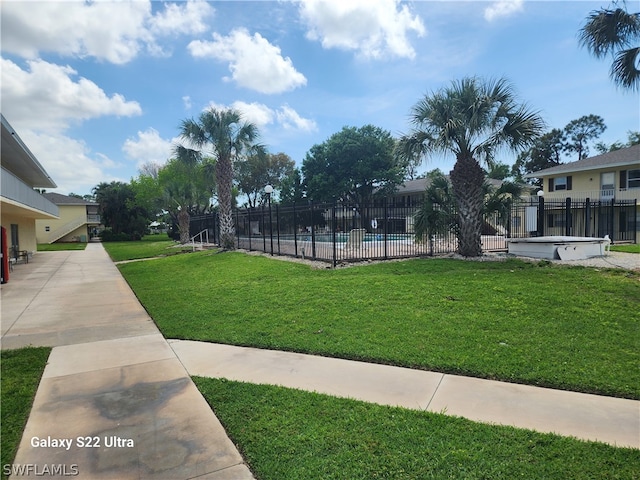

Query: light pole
(265, 184), (274, 255)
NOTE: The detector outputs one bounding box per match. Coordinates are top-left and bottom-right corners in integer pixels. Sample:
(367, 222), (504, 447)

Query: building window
(45, 226), (50, 232)
(628, 169), (640, 189)
(548, 176), (572, 192)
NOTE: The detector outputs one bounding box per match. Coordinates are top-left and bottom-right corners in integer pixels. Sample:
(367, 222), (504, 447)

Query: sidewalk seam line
(425, 373), (446, 411)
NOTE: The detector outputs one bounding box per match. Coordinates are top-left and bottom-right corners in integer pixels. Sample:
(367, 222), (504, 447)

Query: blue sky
(1, 0), (638, 195)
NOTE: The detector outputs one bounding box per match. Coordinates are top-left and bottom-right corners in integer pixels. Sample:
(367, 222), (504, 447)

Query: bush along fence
(189, 197), (637, 267)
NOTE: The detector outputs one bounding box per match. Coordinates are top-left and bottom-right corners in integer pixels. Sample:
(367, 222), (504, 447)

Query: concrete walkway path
(170, 340), (640, 449)
(1, 243), (254, 479)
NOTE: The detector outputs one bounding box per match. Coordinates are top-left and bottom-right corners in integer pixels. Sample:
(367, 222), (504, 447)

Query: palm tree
(579, 3), (640, 91)
(179, 108), (259, 249)
(398, 77), (544, 257)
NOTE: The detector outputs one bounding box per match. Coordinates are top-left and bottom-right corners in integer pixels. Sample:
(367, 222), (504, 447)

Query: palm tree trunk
(450, 155), (485, 257)
(216, 156), (236, 250)
(177, 209), (190, 244)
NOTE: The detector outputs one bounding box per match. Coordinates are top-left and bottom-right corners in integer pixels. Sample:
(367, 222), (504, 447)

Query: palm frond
(612, 46), (640, 90)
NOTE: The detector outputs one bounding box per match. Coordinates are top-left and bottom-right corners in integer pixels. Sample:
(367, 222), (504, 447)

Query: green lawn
(195, 378), (640, 479)
(118, 252), (640, 399)
(102, 234), (193, 262)
(37, 242), (86, 251)
(1, 347), (51, 478)
(611, 243), (640, 254)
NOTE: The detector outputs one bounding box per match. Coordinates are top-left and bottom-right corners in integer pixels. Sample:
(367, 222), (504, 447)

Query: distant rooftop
(524, 144), (640, 178)
(43, 192), (98, 206)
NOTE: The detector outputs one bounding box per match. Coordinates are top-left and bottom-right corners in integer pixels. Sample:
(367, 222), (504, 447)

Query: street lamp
(264, 185), (274, 255)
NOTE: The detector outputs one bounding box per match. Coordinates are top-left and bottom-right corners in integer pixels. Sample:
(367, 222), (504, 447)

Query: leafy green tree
(179, 108), (259, 249)
(303, 125), (404, 228)
(92, 181), (150, 239)
(159, 146), (216, 243)
(279, 168), (306, 205)
(595, 130), (640, 153)
(579, 3), (640, 91)
(398, 77), (544, 257)
(563, 114), (606, 161)
(511, 128), (565, 186)
(236, 151), (295, 207)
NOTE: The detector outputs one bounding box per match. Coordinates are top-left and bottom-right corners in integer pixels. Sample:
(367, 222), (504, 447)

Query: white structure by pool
(507, 236), (611, 260)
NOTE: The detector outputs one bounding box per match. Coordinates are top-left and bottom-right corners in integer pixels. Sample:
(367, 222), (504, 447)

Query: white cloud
(123, 128), (177, 168)
(1, 58), (142, 133)
(276, 105), (317, 132)
(299, 0), (425, 60)
(203, 101), (316, 133)
(149, 0), (213, 36)
(230, 101), (276, 129)
(19, 130), (115, 195)
(183, 96), (193, 110)
(1, 0), (215, 64)
(484, 0), (524, 22)
(188, 28), (307, 94)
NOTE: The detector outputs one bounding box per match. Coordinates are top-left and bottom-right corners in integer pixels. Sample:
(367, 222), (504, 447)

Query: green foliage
(196, 378), (640, 480)
(118, 253), (640, 399)
(279, 168), (306, 205)
(563, 114), (606, 161)
(399, 77), (545, 256)
(512, 116), (609, 184)
(178, 108), (260, 249)
(302, 125), (403, 205)
(579, 6), (640, 91)
(236, 151), (295, 208)
(92, 181), (150, 237)
(1, 347), (51, 475)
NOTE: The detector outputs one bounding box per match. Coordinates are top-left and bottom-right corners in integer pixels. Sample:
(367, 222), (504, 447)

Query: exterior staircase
(46, 217), (87, 243)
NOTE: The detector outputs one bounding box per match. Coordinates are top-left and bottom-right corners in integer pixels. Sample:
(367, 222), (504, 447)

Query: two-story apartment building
(1, 115), (59, 281)
(36, 193), (101, 244)
(524, 144), (639, 241)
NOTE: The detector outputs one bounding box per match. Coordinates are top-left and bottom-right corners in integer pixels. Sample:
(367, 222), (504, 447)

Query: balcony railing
(540, 188), (638, 202)
(1, 167), (58, 217)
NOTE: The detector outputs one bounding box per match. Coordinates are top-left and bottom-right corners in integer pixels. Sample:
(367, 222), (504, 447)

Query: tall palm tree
(579, 3), (640, 91)
(398, 77), (544, 257)
(179, 108), (259, 249)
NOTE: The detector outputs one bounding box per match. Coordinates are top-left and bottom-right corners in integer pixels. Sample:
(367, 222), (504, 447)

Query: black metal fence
(189, 197), (637, 266)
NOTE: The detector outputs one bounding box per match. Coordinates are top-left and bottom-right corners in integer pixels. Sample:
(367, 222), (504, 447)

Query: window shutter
(548, 178), (554, 192)
(620, 170), (627, 189)
(566, 176), (572, 191)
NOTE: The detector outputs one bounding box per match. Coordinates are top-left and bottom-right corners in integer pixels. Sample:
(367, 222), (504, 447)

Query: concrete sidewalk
(1, 243), (254, 479)
(170, 340), (640, 450)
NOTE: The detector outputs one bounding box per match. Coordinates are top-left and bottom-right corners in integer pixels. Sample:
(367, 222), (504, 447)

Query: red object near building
(1, 226), (8, 284)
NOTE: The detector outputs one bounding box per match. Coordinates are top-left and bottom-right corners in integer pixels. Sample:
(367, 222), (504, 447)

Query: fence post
(384, 198), (388, 260)
(276, 204), (281, 255)
(248, 208), (252, 251)
(262, 205), (266, 252)
(293, 202), (298, 257)
(585, 198), (591, 237)
(310, 201), (316, 259)
(332, 200), (337, 268)
(565, 197), (571, 236)
(634, 200), (638, 244)
(537, 195), (545, 237)
(609, 198), (615, 242)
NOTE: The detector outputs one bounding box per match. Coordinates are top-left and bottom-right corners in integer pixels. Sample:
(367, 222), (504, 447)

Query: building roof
(1, 114), (57, 188)
(392, 177), (504, 195)
(43, 192), (98, 206)
(524, 144), (640, 178)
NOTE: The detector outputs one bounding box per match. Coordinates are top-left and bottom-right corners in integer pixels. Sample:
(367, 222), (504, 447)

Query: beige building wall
(36, 204), (88, 243)
(2, 212), (38, 253)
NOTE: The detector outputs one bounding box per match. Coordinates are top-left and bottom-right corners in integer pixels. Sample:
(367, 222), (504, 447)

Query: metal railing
(189, 197), (637, 267)
(190, 229), (209, 251)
